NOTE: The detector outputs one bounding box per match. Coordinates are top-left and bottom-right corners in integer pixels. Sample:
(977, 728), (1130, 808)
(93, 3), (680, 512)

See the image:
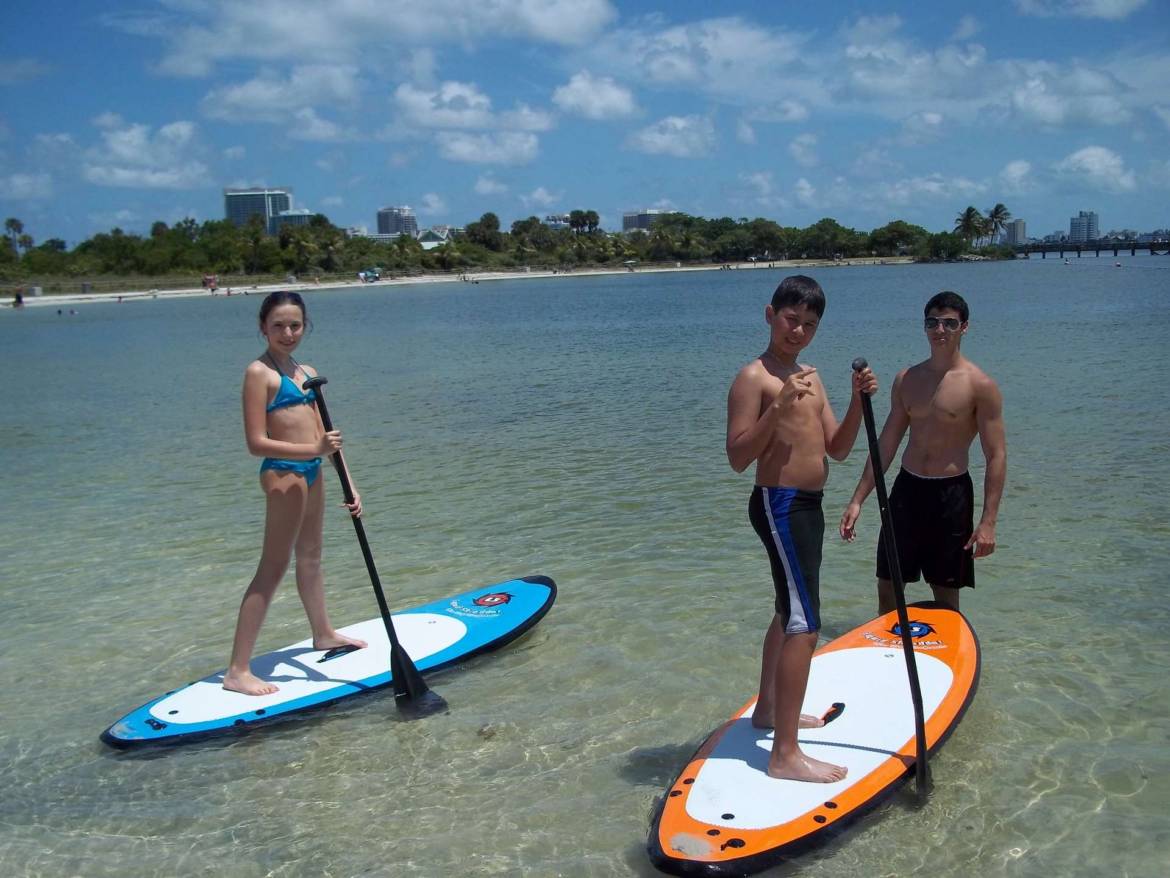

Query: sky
(2, 0), (1168, 247)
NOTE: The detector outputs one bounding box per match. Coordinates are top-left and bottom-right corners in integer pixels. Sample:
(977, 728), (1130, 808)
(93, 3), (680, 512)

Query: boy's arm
(822, 366), (877, 461)
(726, 365), (816, 473)
(840, 370), (909, 540)
(966, 376), (1006, 557)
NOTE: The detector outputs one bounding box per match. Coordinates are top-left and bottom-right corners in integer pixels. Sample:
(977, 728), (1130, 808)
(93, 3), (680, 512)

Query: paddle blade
(390, 644), (448, 718)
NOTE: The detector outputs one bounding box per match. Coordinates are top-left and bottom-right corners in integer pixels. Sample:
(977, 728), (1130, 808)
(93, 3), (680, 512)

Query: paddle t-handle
(851, 356), (931, 800)
(301, 374), (447, 718)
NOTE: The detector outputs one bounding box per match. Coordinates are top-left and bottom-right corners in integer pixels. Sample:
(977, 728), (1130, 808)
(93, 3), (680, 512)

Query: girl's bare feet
(222, 670), (279, 696)
(313, 631), (368, 651)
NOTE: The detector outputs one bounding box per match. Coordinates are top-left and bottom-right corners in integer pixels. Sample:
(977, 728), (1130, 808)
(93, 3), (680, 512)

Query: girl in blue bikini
(223, 291), (367, 696)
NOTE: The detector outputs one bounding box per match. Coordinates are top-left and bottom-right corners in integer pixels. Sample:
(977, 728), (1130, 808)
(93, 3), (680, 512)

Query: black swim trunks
(749, 486), (824, 634)
(876, 469), (975, 589)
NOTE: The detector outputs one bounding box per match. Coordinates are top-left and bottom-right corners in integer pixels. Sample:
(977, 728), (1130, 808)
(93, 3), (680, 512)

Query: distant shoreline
(3, 256), (915, 309)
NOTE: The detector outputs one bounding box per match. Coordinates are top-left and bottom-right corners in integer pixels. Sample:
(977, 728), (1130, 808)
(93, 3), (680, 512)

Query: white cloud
(0, 172), (53, 200)
(418, 193), (447, 215)
(736, 118), (756, 144)
(152, 1), (617, 76)
(0, 59), (51, 83)
(1010, 74), (1131, 126)
(795, 178), (817, 207)
(201, 65), (361, 122)
(520, 186), (561, 209)
(952, 15), (980, 41)
(851, 147), (902, 179)
(290, 108), (349, 142)
(1000, 160), (1033, 191)
(408, 48), (438, 86)
(88, 208), (140, 230)
(83, 120), (210, 190)
(752, 101), (809, 123)
(1014, 0), (1147, 20)
(627, 115), (715, 158)
(1053, 146), (1136, 192)
(552, 71), (637, 120)
(224, 145), (246, 160)
(789, 133), (818, 167)
(92, 112), (124, 130)
(1153, 106), (1170, 132)
(502, 104), (555, 132)
(475, 175), (508, 195)
(435, 131), (539, 164)
(740, 172), (771, 197)
(394, 82), (552, 131)
(395, 81), (494, 129)
(602, 17), (808, 98)
(899, 110), (945, 144)
(321, 195), (344, 207)
(873, 173), (985, 206)
(739, 171), (787, 211)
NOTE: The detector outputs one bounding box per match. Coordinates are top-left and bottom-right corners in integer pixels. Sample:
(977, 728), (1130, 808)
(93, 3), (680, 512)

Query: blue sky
(2, 0), (1168, 246)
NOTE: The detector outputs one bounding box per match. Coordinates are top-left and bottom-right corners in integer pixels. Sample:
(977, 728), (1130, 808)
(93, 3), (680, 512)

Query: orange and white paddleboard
(648, 602), (980, 876)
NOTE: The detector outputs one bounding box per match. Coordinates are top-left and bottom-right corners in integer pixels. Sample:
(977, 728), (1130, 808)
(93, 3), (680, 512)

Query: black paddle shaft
(851, 358), (931, 799)
(302, 375), (446, 717)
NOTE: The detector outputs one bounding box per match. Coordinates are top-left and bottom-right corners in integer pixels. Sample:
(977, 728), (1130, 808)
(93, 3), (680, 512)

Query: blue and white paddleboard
(101, 575), (556, 747)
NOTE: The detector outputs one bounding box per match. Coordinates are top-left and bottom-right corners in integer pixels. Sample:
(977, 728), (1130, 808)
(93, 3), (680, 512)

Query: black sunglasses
(924, 316), (963, 331)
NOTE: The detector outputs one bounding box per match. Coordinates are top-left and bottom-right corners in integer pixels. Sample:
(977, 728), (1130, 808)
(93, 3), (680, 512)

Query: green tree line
(1, 207), (1014, 283)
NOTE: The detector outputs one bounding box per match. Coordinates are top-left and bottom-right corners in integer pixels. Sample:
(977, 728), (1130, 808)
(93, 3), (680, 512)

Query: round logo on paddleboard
(447, 592), (513, 618)
(474, 592), (512, 607)
(890, 620), (935, 639)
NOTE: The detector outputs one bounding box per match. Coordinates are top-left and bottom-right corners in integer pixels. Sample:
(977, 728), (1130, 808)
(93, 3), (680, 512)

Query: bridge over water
(1015, 241), (1170, 258)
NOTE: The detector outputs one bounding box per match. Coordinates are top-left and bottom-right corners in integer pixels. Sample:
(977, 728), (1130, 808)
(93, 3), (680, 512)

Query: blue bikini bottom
(260, 457), (322, 486)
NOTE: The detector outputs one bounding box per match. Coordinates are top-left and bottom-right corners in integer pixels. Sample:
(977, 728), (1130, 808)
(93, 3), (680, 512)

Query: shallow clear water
(2, 256), (1168, 877)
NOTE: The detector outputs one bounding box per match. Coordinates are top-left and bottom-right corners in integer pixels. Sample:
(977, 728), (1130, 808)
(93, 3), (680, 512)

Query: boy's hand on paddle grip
(851, 366), (878, 397)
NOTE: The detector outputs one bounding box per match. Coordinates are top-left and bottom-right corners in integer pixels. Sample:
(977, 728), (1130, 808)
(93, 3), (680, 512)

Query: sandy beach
(3, 256), (914, 308)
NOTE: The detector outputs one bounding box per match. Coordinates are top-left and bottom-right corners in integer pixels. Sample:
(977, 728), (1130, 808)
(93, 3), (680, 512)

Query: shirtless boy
(839, 291), (1006, 615)
(726, 275), (877, 783)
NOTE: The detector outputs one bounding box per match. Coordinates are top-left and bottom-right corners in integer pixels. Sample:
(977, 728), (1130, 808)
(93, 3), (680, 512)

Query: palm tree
(4, 217), (23, 247)
(986, 203), (1011, 245)
(954, 206), (986, 246)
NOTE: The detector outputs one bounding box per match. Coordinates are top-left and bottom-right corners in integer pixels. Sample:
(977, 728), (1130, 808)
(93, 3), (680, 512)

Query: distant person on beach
(726, 275), (877, 783)
(839, 291), (1006, 615)
(13, 292), (24, 308)
(223, 290), (366, 695)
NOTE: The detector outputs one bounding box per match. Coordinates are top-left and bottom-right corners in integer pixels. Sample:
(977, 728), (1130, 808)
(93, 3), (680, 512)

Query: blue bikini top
(265, 357), (317, 412)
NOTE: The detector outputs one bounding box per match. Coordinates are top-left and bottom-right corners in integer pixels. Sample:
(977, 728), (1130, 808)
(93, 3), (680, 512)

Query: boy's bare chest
(905, 373), (973, 424)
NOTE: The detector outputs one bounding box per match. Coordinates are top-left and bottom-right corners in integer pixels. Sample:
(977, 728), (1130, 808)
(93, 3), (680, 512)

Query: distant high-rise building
(1006, 219), (1027, 246)
(224, 188), (292, 231)
(1069, 210), (1099, 243)
(623, 209), (666, 232)
(270, 208), (314, 234)
(377, 206), (418, 237)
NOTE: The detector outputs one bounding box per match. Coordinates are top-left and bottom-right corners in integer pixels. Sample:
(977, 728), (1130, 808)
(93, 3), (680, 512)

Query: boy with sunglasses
(838, 291), (1006, 615)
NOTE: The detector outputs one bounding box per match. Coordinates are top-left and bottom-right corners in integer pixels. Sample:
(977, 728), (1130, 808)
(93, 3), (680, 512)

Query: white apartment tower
(1069, 211), (1099, 243)
(377, 206), (419, 237)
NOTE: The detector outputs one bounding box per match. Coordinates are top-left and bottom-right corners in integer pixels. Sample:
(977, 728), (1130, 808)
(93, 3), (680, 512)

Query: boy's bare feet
(766, 751), (848, 783)
(222, 670), (279, 696)
(751, 709), (826, 730)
